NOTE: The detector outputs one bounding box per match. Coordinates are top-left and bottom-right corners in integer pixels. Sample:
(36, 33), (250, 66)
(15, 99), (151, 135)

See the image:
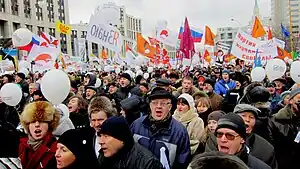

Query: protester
(131, 87), (191, 169)
(67, 95), (89, 129)
(214, 70), (236, 97)
(120, 95), (145, 125)
(19, 101), (60, 169)
(270, 88), (300, 169)
(98, 116), (163, 169)
(195, 97), (213, 126)
(211, 113), (271, 169)
(173, 76), (200, 98)
(53, 104), (75, 138)
(173, 93), (204, 155)
(85, 86), (98, 101)
(203, 78), (223, 111)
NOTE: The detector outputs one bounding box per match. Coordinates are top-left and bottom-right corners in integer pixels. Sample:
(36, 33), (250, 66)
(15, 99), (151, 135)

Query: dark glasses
(215, 132), (240, 140)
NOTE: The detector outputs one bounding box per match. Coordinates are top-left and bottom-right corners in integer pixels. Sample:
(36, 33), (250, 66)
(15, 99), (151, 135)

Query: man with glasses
(214, 113), (271, 169)
(131, 87), (191, 169)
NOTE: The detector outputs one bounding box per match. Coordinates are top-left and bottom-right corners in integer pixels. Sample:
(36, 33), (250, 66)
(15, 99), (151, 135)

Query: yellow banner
(56, 21), (71, 35)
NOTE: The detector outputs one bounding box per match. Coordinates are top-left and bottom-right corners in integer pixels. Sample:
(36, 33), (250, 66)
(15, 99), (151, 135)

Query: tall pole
(289, 0), (294, 54)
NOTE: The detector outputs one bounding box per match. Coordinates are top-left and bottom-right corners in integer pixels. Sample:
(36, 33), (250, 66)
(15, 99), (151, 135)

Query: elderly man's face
(150, 98), (172, 121)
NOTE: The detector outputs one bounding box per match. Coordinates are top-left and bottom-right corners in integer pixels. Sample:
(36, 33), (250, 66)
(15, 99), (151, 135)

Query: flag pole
(289, 0), (294, 57)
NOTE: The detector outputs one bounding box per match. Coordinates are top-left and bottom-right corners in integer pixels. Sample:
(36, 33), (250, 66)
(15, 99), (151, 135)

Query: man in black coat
(98, 116), (163, 169)
(206, 113), (271, 169)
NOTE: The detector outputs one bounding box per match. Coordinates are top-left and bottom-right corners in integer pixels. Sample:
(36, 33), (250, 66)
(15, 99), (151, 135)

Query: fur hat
(20, 101), (60, 133)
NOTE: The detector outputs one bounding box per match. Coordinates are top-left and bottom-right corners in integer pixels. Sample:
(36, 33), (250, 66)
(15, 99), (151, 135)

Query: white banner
(231, 31), (278, 61)
(86, 15), (123, 53)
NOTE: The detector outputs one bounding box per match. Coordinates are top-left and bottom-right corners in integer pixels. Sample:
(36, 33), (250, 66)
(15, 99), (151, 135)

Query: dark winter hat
(266, 82), (276, 88)
(233, 104), (261, 119)
(204, 79), (215, 88)
(120, 73), (132, 82)
(273, 78), (287, 84)
(208, 111), (225, 122)
(156, 78), (171, 87)
(2, 74), (14, 83)
(86, 86), (97, 93)
(16, 72), (26, 80)
(289, 88), (300, 100)
(98, 116), (133, 144)
(222, 69), (230, 75)
(33, 90), (44, 97)
(58, 129), (89, 159)
(216, 113), (246, 140)
(148, 87), (173, 101)
(135, 75), (143, 84)
(280, 91), (291, 100)
(140, 82), (149, 90)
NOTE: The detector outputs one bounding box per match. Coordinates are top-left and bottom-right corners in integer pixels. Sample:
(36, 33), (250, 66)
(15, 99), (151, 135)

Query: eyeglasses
(150, 101), (171, 107)
(215, 132), (240, 141)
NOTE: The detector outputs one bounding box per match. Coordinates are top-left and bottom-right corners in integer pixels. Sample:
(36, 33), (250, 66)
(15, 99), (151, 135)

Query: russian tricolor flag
(178, 26), (203, 43)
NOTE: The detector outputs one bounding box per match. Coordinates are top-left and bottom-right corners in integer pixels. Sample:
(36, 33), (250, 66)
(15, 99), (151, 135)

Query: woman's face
(3, 76), (8, 84)
(208, 120), (218, 133)
(68, 98), (79, 113)
(283, 95), (290, 105)
(29, 121), (49, 140)
(197, 102), (208, 113)
(177, 102), (190, 113)
(55, 143), (76, 169)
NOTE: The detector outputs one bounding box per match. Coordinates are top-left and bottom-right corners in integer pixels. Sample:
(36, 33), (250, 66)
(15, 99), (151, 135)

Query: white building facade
(0, 0), (71, 53)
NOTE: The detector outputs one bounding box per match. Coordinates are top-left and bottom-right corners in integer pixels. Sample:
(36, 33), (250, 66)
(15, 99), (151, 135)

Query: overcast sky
(68, 0), (271, 36)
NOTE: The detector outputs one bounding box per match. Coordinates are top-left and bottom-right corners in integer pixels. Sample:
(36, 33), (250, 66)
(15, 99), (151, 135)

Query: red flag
(179, 17), (195, 59)
(268, 27), (273, 40)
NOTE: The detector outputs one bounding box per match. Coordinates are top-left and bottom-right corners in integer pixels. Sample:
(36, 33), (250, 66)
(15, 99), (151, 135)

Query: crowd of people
(0, 62), (300, 169)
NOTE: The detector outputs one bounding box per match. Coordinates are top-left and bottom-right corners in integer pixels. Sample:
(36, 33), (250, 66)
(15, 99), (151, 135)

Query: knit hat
(85, 86), (97, 93)
(58, 129), (89, 159)
(203, 79), (215, 88)
(222, 69), (230, 75)
(216, 113), (246, 140)
(156, 78), (171, 87)
(98, 116), (133, 144)
(148, 87), (173, 101)
(16, 72), (26, 80)
(280, 91), (291, 100)
(20, 101), (60, 133)
(233, 104), (261, 119)
(140, 83), (149, 90)
(192, 91), (208, 99)
(289, 88), (300, 100)
(207, 111), (225, 122)
(120, 73), (132, 82)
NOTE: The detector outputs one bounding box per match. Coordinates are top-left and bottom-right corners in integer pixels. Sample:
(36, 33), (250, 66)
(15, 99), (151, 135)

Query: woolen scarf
(27, 135), (43, 151)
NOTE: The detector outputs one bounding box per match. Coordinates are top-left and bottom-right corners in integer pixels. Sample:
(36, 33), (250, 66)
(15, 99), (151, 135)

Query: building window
(60, 33), (67, 53)
(220, 33), (225, 40)
(49, 28), (55, 36)
(35, 2), (43, 21)
(37, 26), (45, 34)
(71, 30), (78, 39)
(25, 24), (33, 31)
(92, 43), (98, 55)
(11, 0), (19, 15)
(228, 33), (233, 39)
(12, 22), (20, 32)
(0, 0), (5, 12)
(24, 0), (31, 18)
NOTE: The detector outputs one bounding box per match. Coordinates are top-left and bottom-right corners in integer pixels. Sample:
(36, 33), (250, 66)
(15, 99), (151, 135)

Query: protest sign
(86, 15), (123, 53)
(56, 21), (71, 35)
(231, 31), (278, 61)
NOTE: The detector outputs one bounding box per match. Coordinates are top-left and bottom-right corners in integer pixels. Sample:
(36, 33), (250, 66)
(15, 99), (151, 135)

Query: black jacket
(69, 110), (89, 129)
(99, 142), (163, 169)
(205, 133), (276, 169)
(269, 105), (300, 169)
(113, 85), (141, 112)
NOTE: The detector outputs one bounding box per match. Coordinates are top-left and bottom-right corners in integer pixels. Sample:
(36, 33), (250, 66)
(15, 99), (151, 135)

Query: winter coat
(0, 102), (19, 128)
(173, 109), (204, 155)
(208, 92), (223, 111)
(198, 108), (213, 127)
(18, 80), (29, 95)
(269, 104), (300, 169)
(53, 118), (74, 138)
(269, 93), (281, 114)
(130, 115), (191, 169)
(173, 86), (200, 98)
(221, 88), (241, 113)
(0, 158), (21, 169)
(214, 79), (236, 97)
(120, 95), (145, 125)
(99, 143), (163, 169)
(69, 109), (89, 129)
(0, 120), (20, 157)
(113, 85), (142, 112)
(19, 133), (57, 169)
(205, 133), (276, 169)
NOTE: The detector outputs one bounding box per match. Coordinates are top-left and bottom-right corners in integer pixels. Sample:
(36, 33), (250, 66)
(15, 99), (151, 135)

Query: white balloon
(136, 70), (143, 76)
(0, 83), (22, 106)
(12, 28), (33, 47)
(265, 59), (286, 81)
(291, 61), (300, 83)
(115, 67), (121, 74)
(95, 78), (102, 88)
(143, 73), (149, 79)
(125, 70), (133, 78)
(104, 66), (110, 72)
(251, 67), (266, 82)
(135, 56), (145, 66)
(288, 59), (293, 65)
(135, 66), (141, 70)
(41, 69), (70, 105)
(147, 67), (154, 73)
(19, 68), (29, 77)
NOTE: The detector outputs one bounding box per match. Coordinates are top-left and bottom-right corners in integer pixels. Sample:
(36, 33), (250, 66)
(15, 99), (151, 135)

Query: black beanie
(16, 72), (26, 80)
(58, 129), (89, 159)
(98, 116), (133, 144)
(216, 113), (246, 140)
(120, 73), (132, 82)
(204, 79), (215, 88)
